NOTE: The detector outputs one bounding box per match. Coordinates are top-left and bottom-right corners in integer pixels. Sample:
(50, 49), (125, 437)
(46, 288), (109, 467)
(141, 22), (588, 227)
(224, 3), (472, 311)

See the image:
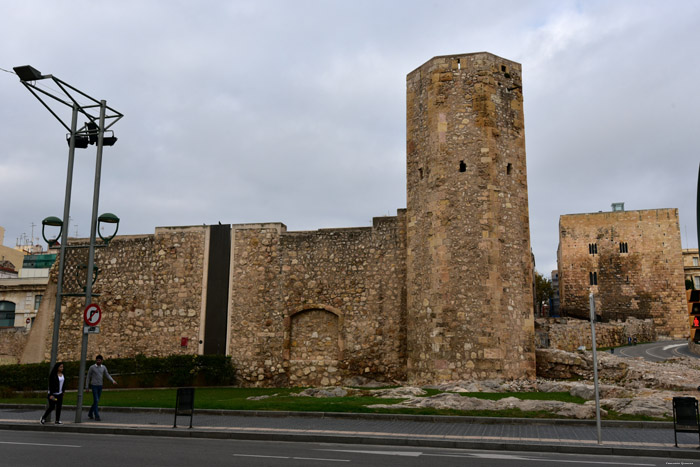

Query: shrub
(0, 355), (235, 391)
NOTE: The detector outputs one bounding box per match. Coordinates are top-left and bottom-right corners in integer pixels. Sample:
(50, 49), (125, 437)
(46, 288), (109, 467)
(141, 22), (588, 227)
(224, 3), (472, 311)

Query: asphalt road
(615, 339), (699, 362)
(0, 429), (694, 467)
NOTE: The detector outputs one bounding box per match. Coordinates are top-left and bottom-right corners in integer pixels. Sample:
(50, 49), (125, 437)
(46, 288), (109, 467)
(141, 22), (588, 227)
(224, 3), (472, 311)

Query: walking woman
(40, 362), (65, 425)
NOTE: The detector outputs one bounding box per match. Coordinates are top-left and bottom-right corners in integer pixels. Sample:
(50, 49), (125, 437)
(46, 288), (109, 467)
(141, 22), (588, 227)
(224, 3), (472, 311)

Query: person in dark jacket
(41, 362), (65, 425)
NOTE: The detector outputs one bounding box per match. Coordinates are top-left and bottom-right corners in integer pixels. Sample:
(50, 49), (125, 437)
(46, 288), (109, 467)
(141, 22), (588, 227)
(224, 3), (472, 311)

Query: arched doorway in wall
(0, 301), (16, 327)
(285, 305), (344, 386)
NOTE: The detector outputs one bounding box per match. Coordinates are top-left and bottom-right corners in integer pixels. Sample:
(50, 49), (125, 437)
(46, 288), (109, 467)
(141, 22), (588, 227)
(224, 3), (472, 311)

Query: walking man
(85, 355), (117, 421)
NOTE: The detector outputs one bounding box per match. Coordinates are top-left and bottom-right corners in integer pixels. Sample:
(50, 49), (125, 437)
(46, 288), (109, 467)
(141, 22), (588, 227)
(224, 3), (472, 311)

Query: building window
(34, 295), (42, 311)
(619, 242), (628, 253)
(695, 276), (700, 290)
(0, 300), (16, 327)
(589, 271), (598, 286)
(588, 243), (598, 255)
(694, 257), (699, 267)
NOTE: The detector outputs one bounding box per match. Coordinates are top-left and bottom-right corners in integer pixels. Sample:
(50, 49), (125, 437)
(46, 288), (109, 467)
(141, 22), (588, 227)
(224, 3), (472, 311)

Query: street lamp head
(66, 134), (89, 148)
(13, 65), (46, 82)
(86, 122), (99, 145)
(41, 216), (63, 247)
(98, 213), (120, 244)
(42, 216), (63, 227)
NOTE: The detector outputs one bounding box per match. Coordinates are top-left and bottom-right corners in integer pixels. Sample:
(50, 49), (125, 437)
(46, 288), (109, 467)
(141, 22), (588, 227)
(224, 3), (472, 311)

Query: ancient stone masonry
(0, 328), (29, 364)
(558, 209), (687, 338)
(406, 53), (535, 383)
(228, 215), (407, 387)
(45, 227), (207, 362)
(535, 317), (656, 352)
(16, 52), (537, 387)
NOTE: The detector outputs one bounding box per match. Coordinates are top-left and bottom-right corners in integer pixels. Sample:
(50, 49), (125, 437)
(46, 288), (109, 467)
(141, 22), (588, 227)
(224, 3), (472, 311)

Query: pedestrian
(41, 361), (65, 425)
(85, 354), (117, 421)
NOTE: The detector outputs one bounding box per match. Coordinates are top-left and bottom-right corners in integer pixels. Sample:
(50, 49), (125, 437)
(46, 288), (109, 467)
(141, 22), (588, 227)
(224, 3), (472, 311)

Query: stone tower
(406, 52), (535, 383)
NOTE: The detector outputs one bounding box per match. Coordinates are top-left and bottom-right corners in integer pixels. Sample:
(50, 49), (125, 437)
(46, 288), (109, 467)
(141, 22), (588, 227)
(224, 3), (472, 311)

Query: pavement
(2, 404), (700, 460)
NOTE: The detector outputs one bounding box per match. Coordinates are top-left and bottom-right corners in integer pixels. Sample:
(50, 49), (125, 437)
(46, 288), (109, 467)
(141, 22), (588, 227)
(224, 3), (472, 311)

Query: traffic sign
(83, 303), (102, 326)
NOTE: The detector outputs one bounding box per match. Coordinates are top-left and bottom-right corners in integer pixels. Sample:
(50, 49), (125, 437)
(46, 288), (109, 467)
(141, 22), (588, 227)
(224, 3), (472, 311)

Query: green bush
(0, 355), (235, 391)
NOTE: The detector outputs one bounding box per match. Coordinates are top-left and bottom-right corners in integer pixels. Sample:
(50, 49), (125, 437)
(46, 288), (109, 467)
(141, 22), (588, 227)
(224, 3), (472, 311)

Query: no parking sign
(83, 303), (102, 326)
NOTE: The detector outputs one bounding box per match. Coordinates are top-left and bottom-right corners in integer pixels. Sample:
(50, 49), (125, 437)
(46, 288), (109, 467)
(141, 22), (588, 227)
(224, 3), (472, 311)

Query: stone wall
(46, 227), (207, 362)
(535, 348), (628, 380)
(5, 52), (541, 387)
(558, 209), (688, 338)
(229, 214), (407, 387)
(0, 327), (29, 364)
(535, 317), (656, 351)
(405, 52), (535, 383)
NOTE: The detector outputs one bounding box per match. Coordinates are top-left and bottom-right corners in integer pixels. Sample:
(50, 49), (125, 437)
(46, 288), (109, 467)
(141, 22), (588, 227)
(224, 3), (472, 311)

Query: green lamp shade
(42, 216), (63, 227)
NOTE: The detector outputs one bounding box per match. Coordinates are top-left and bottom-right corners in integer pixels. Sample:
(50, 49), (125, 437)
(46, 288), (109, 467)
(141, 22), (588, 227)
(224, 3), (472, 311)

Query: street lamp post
(14, 65), (123, 423)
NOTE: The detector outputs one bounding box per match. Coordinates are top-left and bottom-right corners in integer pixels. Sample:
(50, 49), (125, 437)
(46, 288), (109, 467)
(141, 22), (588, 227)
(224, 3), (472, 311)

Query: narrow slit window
(419, 168), (424, 179)
(506, 163), (512, 175)
(459, 161), (466, 172)
(589, 272), (598, 286)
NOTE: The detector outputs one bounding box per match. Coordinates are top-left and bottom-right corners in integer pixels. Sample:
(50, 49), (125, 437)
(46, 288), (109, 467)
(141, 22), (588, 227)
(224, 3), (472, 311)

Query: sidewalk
(2, 404), (700, 460)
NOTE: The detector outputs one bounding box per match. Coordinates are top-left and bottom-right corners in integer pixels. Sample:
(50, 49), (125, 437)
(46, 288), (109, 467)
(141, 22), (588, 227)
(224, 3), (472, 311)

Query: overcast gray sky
(1, 0), (698, 276)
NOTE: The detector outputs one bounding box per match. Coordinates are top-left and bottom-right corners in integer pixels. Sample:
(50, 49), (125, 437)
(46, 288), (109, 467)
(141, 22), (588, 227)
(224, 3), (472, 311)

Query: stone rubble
(285, 348), (700, 419)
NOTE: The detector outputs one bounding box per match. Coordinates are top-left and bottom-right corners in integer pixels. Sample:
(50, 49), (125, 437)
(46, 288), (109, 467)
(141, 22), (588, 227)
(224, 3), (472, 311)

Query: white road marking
(0, 441), (81, 448)
(322, 449), (422, 457)
(428, 453), (654, 465)
(234, 454), (348, 462)
(663, 343), (686, 351)
(292, 457), (349, 462)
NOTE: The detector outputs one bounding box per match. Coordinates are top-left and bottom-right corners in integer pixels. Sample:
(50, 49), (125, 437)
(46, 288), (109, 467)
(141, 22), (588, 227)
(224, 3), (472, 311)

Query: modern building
(683, 248), (700, 290)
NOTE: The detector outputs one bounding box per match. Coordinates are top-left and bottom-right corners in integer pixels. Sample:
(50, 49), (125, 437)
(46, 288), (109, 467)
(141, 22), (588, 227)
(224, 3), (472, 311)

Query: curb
(0, 404), (674, 429)
(1, 421), (698, 460)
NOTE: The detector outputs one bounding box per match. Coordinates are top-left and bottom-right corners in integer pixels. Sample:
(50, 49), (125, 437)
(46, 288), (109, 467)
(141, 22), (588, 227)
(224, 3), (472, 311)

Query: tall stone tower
(406, 52), (535, 383)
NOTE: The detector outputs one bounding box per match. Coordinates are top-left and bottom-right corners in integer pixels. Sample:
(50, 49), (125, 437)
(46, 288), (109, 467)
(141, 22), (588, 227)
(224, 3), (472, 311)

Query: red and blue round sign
(83, 303), (102, 326)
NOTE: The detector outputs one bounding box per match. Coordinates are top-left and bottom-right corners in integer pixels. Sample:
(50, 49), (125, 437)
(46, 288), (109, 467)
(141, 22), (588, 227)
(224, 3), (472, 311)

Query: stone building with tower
(557, 204), (687, 338)
(15, 52), (536, 386)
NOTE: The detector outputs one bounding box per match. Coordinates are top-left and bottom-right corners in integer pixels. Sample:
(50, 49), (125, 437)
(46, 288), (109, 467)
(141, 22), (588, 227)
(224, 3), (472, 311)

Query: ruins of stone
(2, 52), (692, 397)
(12, 52), (535, 387)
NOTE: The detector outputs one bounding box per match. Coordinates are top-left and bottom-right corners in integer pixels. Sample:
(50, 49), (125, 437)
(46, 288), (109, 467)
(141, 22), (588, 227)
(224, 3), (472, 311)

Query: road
(615, 339), (699, 362)
(0, 429), (692, 467)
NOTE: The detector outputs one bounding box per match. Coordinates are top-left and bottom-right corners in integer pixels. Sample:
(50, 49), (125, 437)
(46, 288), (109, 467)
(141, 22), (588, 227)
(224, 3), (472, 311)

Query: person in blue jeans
(85, 355), (117, 421)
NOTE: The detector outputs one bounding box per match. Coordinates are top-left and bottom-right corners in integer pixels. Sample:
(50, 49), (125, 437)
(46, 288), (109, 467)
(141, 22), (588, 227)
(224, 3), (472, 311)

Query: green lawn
(0, 387), (667, 421)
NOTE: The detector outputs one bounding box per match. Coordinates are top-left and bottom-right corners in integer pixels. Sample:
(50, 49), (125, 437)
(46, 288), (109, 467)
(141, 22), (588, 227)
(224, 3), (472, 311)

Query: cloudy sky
(1, 0), (698, 276)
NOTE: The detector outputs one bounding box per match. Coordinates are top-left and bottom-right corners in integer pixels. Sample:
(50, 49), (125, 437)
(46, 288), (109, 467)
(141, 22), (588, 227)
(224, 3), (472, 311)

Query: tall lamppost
(14, 65), (123, 423)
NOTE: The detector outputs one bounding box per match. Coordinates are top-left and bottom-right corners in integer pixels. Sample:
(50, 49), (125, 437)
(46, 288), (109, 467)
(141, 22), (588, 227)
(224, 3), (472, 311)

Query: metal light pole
(14, 66), (122, 423)
(75, 101), (108, 421)
(589, 292), (602, 445)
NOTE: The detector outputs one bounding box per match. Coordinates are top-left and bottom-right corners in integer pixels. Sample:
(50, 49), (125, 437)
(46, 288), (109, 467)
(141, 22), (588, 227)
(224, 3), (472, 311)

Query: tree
(534, 271), (554, 315)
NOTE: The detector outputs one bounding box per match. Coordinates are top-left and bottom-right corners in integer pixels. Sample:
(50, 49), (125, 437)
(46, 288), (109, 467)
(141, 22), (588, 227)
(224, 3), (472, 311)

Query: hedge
(0, 354), (236, 391)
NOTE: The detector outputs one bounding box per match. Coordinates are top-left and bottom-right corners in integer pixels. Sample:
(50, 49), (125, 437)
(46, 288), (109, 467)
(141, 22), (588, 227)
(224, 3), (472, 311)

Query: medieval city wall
(228, 213), (407, 387)
(535, 317), (657, 352)
(46, 226), (207, 362)
(558, 209), (688, 338)
(0, 327), (29, 364)
(405, 53), (535, 383)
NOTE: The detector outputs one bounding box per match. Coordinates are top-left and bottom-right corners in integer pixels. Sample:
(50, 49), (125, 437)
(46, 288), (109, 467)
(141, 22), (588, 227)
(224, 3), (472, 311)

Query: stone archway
(284, 304), (344, 386)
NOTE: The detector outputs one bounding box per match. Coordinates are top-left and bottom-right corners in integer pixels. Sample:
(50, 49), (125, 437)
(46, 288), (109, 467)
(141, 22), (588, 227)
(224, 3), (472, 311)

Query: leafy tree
(534, 271), (554, 314)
